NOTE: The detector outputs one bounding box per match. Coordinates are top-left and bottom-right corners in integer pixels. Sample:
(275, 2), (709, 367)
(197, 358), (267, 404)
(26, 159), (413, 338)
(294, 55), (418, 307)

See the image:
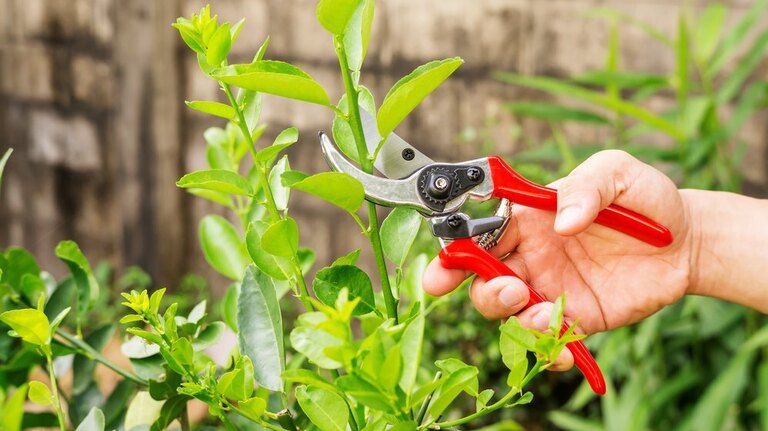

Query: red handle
(439, 239), (607, 395)
(487, 156), (673, 247)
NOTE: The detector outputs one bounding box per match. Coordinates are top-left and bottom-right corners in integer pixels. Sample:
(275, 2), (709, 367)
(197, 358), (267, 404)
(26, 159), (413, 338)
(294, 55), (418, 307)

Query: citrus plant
(0, 2), (581, 430)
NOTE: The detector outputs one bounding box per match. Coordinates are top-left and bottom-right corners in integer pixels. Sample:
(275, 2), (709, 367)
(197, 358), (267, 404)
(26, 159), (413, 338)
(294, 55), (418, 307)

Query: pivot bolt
(434, 176), (449, 191)
(402, 148), (415, 161)
(447, 214), (463, 228)
(467, 167), (481, 182)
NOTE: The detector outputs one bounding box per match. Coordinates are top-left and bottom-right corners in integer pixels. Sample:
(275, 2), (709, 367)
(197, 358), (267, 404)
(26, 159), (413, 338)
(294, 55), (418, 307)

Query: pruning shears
(318, 109), (673, 395)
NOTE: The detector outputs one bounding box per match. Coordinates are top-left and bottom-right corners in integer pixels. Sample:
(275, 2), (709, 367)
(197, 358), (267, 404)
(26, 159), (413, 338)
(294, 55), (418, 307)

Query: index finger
(422, 257), (469, 296)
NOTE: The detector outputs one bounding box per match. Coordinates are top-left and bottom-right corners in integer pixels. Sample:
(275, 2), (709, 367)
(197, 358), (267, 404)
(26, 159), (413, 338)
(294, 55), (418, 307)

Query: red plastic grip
(487, 156), (673, 247)
(439, 239), (607, 395)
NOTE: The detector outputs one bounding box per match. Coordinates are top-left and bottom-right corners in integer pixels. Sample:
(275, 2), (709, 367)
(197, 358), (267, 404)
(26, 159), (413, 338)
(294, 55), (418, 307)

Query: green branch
(56, 330), (148, 386)
(333, 36), (398, 324)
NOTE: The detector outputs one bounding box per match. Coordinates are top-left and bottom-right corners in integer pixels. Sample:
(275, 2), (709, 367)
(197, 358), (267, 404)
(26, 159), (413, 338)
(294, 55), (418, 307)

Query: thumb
(554, 150), (641, 236)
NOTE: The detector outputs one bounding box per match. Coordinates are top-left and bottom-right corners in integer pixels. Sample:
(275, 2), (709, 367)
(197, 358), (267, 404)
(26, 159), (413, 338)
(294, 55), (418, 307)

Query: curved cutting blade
(359, 108), (434, 179)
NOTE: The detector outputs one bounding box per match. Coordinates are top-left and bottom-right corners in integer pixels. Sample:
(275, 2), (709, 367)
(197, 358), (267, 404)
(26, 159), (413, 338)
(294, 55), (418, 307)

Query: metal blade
(359, 108), (434, 179)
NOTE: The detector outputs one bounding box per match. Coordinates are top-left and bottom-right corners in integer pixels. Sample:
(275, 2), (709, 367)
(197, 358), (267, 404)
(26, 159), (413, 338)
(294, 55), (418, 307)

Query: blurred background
(3, 1), (768, 428)
(2, 0), (766, 290)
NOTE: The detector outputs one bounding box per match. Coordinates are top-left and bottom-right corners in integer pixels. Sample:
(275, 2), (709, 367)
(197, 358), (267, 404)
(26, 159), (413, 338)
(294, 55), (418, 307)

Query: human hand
(423, 150), (694, 370)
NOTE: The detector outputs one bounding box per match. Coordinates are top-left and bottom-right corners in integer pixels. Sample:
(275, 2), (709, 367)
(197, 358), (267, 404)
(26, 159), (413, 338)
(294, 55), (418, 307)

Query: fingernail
(555, 205), (582, 231)
(533, 308), (551, 330)
(499, 285), (523, 308)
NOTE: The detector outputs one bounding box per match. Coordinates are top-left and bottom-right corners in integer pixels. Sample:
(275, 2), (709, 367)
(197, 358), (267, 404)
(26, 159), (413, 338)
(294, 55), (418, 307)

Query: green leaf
(548, 411), (603, 431)
(708, 0), (768, 75)
(716, 29), (768, 104)
(261, 218), (299, 258)
(246, 220), (292, 280)
(28, 380), (52, 405)
(313, 265), (375, 315)
(1, 246), (40, 292)
(282, 369), (340, 395)
(496, 73), (684, 140)
(379, 345), (403, 392)
(316, 0), (361, 35)
(269, 156), (291, 211)
(185, 100), (236, 120)
(256, 127), (299, 163)
(675, 14), (689, 111)
(380, 207), (422, 266)
(177, 169), (253, 196)
(124, 391), (164, 431)
(332, 249), (361, 266)
(193, 321), (225, 351)
(150, 395), (189, 431)
(221, 284), (239, 331)
(237, 89), (262, 134)
(505, 102), (609, 125)
(573, 71), (667, 89)
(76, 407), (105, 431)
(239, 396), (267, 421)
(0, 148), (12, 194)
(206, 22), (231, 66)
(694, 3), (725, 62)
(688, 350), (754, 431)
(335, 374), (396, 413)
(435, 358), (478, 396)
(74, 324), (115, 395)
(296, 385), (349, 431)
(173, 20), (204, 54)
(342, 0), (375, 72)
(399, 314), (424, 394)
(289, 172), (364, 214)
(199, 215), (249, 280)
(2, 383), (28, 431)
(549, 295), (565, 334)
(217, 358), (254, 401)
(55, 240), (99, 318)
(0, 308), (50, 346)
(290, 313), (344, 369)
(476, 389), (494, 412)
(428, 366), (479, 419)
(281, 169), (309, 187)
(214, 61), (330, 106)
(378, 57), (464, 137)
(238, 266), (284, 391)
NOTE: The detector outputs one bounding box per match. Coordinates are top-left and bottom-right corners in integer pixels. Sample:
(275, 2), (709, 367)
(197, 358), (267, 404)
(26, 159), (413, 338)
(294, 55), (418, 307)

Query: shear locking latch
(430, 213), (505, 239)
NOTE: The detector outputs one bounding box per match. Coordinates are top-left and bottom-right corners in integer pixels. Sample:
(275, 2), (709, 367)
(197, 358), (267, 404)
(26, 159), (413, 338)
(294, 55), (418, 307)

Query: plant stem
(292, 259), (314, 312)
(45, 352), (67, 431)
(333, 36), (398, 324)
(431, 361), (544, 429)
(56, 330), (148, 386)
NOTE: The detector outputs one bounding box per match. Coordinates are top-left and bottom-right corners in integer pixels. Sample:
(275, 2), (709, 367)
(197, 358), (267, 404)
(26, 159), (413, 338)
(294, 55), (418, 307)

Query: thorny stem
(45, 351), (67, 431)
(56, 330), (148, 386)
(429, 360), (545, 429)
(334, 36), (399, 324)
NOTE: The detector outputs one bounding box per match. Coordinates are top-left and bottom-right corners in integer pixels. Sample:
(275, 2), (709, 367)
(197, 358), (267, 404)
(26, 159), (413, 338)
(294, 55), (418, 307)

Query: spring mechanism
(476, 199), (512, 250)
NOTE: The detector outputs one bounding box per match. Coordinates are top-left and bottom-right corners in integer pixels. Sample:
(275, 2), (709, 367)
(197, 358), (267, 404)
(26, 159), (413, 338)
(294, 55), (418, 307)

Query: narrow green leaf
(261, 217), (299, 258)
(313, 265), (375, 315)
(332, 249), (361, 266)
(28, 381), (52, 405)
(206, 22), (231, 66)
(237, 90), (262, 134)
(688, 350), (754, 431)
(694, 4), (725, 62)
(379, 345), (403, 392)
(296, 385), (349, 431)
(173, 21), (204, 54)
(238, 266), (284, 391)
(0, 308), (50, 346)
(335, 374), (396, 413)
(716, 29), (768, 104)
(185, 100), (236, 120)
(676, 14), (689, 113)
(708, 0), (768, 75)
(378, 57), (464, 138)
(316, 0), (361, 35)
(289, 172), (364, 214)
(573, 71), (668, 89)
(55, 240), (99, 318)
(496, 73), (684, 140)
(380, 207), (422, 266)
(282, 369), (340, 395)
(177, 169), (253, 196)
(256, 127), (299, 164)
(199, 215), (249, 280)
(505, 102), (609, 125)
(214, 61), (330, 106)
